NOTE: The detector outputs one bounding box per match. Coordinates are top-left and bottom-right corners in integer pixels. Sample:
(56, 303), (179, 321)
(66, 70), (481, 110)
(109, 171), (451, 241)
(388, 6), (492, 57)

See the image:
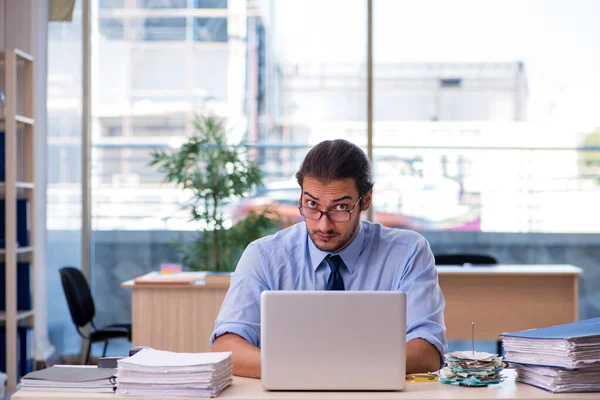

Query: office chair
(59, 266), (132, 365)
(434, 253), (498, 266)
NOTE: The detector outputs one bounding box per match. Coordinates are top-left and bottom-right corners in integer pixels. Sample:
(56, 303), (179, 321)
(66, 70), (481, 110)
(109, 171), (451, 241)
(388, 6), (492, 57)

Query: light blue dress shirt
(210, 221), (447, 357)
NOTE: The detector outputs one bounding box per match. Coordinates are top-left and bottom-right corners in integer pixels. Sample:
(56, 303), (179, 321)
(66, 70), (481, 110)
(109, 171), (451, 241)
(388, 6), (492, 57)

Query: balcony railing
(47, 142), (600, 233)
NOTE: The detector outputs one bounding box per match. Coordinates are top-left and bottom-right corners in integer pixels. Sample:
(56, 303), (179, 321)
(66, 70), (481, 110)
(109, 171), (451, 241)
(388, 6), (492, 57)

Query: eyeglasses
(298, 197), (362, 223)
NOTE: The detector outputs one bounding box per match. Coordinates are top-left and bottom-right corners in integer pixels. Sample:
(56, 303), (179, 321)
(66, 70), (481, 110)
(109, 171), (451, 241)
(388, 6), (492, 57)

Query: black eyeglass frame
(298, 197), (362, 223)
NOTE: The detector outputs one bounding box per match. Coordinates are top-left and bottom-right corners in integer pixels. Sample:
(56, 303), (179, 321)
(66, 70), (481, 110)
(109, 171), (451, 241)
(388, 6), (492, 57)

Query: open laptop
(260, 291), (406, 391)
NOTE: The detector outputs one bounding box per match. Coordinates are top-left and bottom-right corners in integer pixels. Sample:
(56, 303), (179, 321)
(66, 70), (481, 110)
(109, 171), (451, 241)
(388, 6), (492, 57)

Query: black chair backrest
(434, 253), (497, 266)
(59, 266), (96, 328)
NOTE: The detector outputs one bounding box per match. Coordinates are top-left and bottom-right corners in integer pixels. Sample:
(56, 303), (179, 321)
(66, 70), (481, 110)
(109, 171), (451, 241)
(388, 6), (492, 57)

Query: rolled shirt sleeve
(209, 242), (268, 347)
(397, 236), (447, 360)
(210, 222), (447, 360)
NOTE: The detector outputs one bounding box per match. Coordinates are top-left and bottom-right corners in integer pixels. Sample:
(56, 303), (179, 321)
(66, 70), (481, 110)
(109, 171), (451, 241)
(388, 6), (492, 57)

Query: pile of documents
(19, 365), (116, 393)
(501, 317), (600, 393)
(116, 348), (233, 397)
(439, 351), (505, 386)
(511, 364), (600, 393)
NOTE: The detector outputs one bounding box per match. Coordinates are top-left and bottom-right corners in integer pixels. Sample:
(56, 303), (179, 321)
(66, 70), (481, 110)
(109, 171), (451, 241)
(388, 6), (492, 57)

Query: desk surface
(435, 264), (582, 275)
(121, 264), (582, 289)
(11, 372), (600, 400)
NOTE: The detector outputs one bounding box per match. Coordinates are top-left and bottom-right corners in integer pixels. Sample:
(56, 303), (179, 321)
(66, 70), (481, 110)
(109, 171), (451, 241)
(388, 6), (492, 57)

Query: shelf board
(15, 114), (35, 125)
(14, 49), (34, 62)
(0, 115), (35, 125)
(0, 246), (34, 255)
(0, 182), (35, 189)
(16, 182), (35, 189)
(0, 310), (34, 322)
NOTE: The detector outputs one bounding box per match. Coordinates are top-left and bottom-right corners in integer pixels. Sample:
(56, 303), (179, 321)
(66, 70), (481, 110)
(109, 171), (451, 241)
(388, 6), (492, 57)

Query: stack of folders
(501, 317), (600, 393)
(116, 348), (233, 397)
(19, 365), (116, 392)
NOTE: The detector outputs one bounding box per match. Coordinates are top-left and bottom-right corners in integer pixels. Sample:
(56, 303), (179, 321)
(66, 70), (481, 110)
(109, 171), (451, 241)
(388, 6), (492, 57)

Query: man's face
(300, 176), (372, 253)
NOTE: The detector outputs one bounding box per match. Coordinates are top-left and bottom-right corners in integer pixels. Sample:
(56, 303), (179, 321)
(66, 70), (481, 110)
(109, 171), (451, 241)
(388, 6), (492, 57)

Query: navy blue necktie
(325, 255), (345, 291)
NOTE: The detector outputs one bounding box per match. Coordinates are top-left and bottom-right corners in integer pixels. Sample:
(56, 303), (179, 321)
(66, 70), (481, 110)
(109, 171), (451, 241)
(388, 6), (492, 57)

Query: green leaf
(149, 114), (278, 272)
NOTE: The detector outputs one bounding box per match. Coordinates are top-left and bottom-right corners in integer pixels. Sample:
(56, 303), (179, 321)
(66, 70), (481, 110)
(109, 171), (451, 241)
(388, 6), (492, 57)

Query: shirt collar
(307, 222), (365, 274)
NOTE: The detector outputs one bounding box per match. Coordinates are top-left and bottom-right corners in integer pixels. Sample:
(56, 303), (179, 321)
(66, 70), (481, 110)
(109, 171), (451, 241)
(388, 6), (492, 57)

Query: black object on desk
(129, 346), (152, 357)
(98, 356), (123, 369)
(434, 253), (497, 266)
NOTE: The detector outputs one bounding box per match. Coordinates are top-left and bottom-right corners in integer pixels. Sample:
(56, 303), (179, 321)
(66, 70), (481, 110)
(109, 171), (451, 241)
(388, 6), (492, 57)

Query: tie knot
(326, 254), (343, 273)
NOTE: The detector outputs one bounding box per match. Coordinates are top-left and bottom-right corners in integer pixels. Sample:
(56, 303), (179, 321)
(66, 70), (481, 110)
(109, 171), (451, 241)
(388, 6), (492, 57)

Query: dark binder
(0, 199), (30, 248)
(0, 262), (32, 311)
(23, 366), (117, 383)
(0, 131), (4, 182)
(20, 366), (117, 393)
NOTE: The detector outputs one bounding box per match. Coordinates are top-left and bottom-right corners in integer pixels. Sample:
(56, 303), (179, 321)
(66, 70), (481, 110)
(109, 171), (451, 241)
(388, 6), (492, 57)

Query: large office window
(373, 0), (600, 233)
(47, 1), (83, 355)
(46, 0), (600, 356)
(89, 0), (368, 234)
(84, 0), (254, 355)
(246, 0), (367, 226)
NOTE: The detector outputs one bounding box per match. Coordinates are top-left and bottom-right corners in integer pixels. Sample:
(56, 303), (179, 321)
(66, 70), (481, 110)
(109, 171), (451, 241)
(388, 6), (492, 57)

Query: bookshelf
(0, 48), (35, 390)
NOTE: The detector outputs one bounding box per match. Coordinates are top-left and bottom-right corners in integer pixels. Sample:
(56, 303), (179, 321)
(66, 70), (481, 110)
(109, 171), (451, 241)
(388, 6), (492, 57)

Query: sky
(262, 0), (600, 133)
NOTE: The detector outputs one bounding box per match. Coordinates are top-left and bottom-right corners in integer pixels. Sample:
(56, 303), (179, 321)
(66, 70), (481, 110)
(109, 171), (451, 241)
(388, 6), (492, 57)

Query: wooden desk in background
(121, 265), (582, 353)
(11, 371), (600, 399)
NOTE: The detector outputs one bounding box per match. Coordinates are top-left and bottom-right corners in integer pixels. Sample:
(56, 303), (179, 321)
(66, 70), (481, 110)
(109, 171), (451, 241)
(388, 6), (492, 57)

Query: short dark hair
(295, 139), (374, 204)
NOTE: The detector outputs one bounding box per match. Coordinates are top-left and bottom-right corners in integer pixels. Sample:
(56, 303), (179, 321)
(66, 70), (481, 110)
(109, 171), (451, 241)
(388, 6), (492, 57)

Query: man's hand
(406, 338), (442, 373)
(212, 333), (261, 378)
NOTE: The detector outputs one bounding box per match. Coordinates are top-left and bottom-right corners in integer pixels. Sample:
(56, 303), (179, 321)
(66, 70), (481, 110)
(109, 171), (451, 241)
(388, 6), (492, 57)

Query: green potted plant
(150, 115), (279, 272)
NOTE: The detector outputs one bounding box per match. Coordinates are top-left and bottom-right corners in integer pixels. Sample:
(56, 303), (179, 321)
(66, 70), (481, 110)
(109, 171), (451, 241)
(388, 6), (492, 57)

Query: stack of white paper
(116, 349), (233, 397)
(501, 318), (600, 393)
(513, 364), (600, 393)
(501, 336), (600, 369)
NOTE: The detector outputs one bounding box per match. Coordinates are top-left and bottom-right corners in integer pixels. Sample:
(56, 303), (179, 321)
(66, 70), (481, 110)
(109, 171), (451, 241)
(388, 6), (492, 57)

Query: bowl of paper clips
(439, 350), (506, 387)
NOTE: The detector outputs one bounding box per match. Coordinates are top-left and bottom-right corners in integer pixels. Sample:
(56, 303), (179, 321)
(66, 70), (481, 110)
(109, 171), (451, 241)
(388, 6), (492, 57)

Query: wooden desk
(121, 265), (582, 352)
(437, 265), (581, 340)
(11, 371), (600, 399)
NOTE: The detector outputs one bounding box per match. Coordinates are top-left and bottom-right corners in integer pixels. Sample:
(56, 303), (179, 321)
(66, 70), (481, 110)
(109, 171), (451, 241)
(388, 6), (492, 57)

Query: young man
(211, 139), (447, 378)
